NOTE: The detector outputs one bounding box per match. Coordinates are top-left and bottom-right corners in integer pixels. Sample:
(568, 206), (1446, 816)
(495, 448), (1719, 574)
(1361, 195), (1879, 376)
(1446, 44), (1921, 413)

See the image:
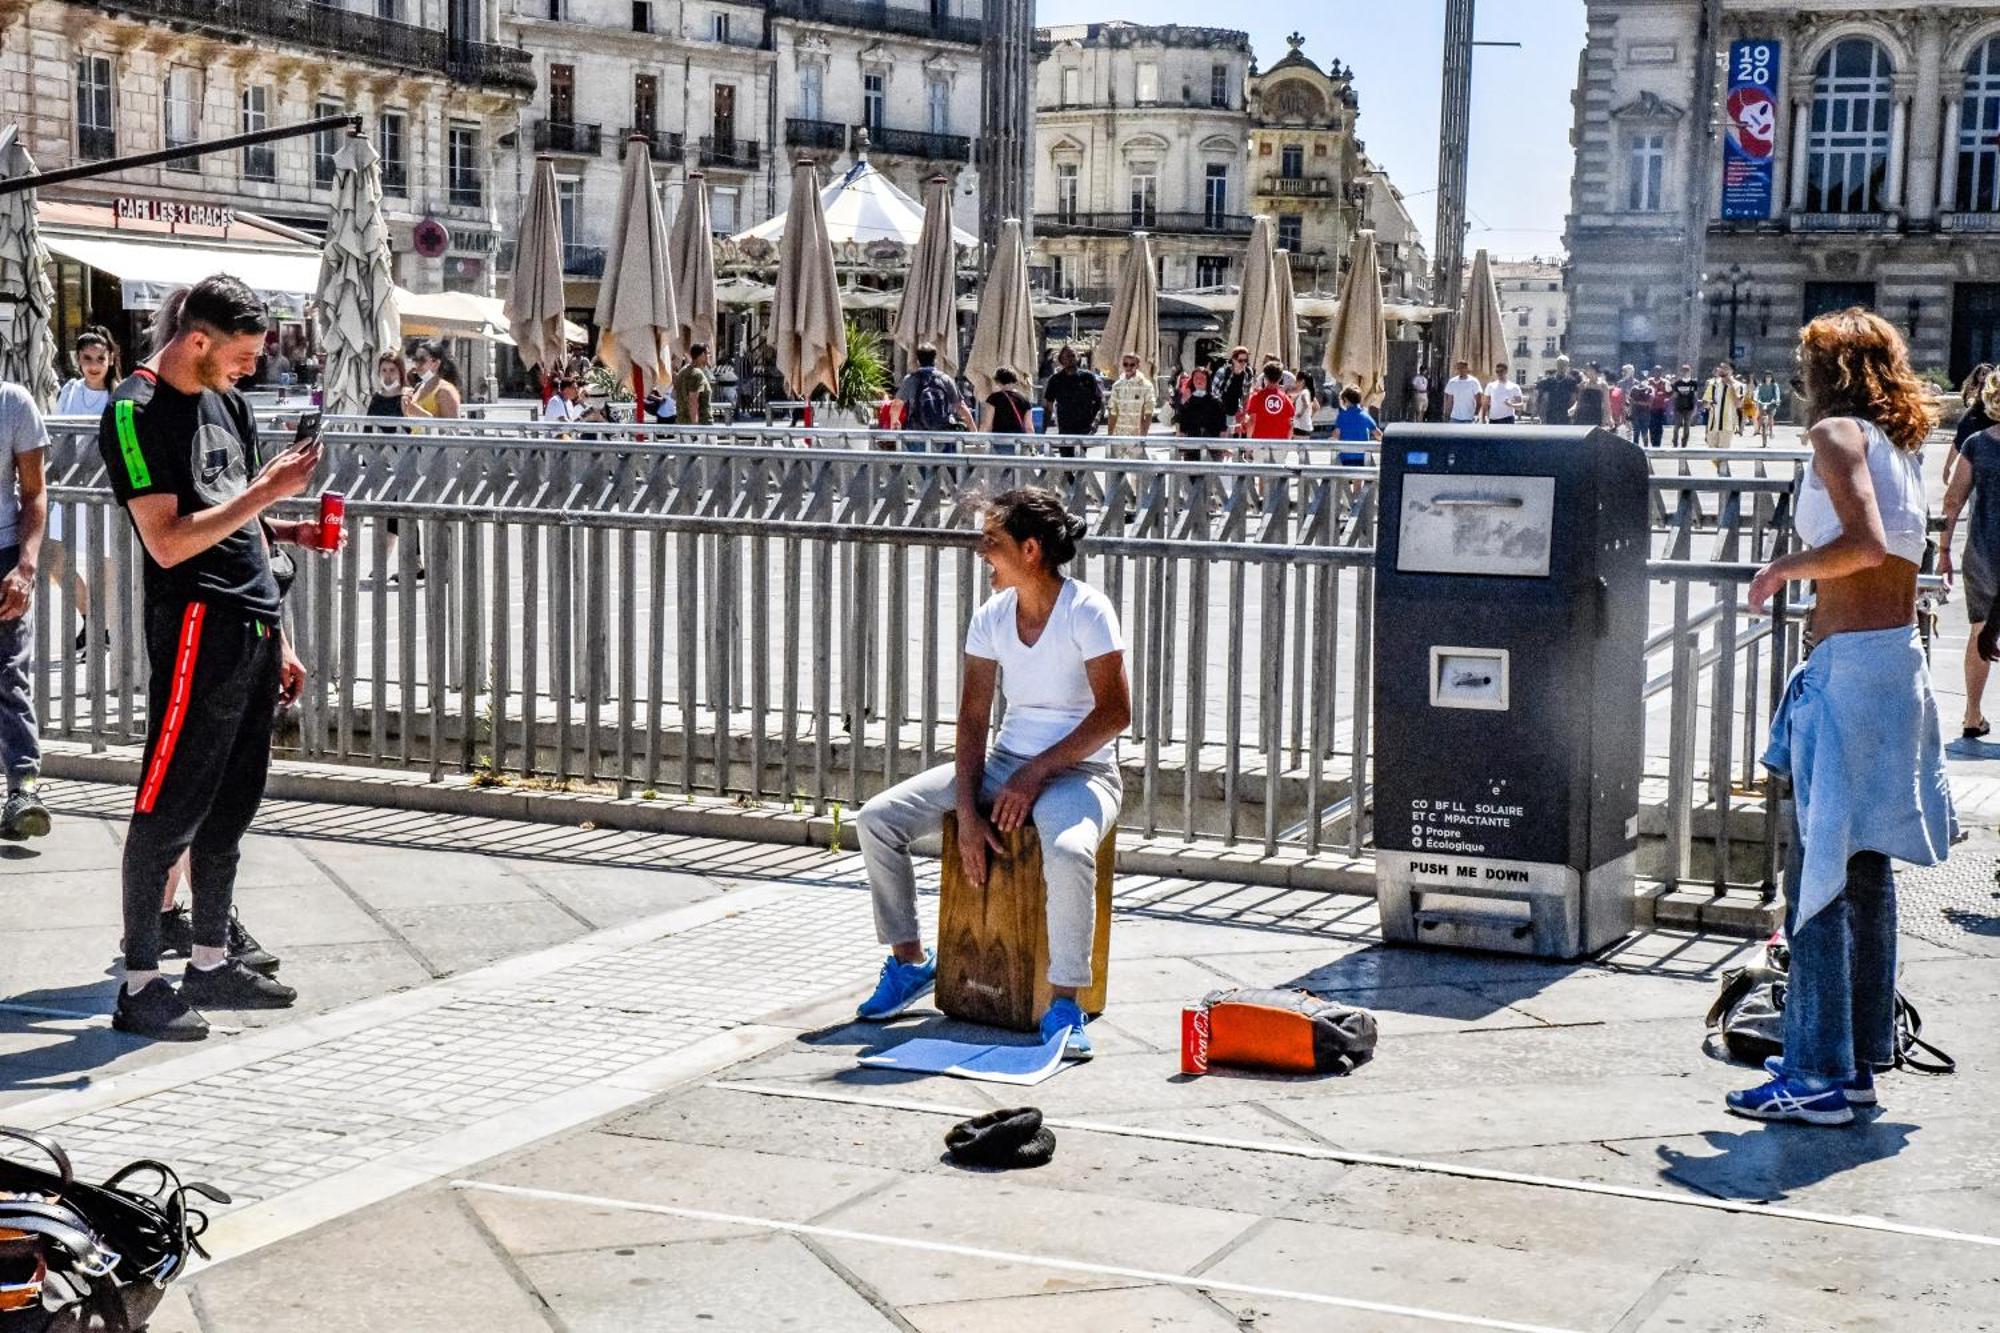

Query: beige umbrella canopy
(669, 171), (717, 361)
(966, 216), (1035, 402)
(1229, 215), (1285, 368)
(1452, 248), (1507, 381)
(893, 174), (959, 377)
(505, 155), (568, 387)
(1274, 250), (1300, 373)
(0, 129), (57, 408)
(1094, 231), (1158, 378)
(772, 158), (845, 401)
(1324, 229), (1387, 407)
(314, 132), (399, 417)
(594, 135), (678, 414)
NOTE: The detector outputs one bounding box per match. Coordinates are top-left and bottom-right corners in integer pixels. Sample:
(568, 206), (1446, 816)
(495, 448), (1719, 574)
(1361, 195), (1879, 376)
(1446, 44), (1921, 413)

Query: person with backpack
(894, 343), (975, 448)
(979, 366), (1034, 453)
(1627, 373), (1655, 446)
(1040, 345), (1103, 457)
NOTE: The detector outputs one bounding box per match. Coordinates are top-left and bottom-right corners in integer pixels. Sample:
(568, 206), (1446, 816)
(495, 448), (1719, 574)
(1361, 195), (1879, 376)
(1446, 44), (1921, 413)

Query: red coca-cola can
(317, 491), (345, 551)
(1179, 1005), (1211, 1076)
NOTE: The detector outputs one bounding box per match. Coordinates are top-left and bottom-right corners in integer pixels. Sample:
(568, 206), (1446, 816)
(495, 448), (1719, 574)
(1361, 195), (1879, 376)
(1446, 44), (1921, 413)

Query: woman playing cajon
(854, 487), (1131, 1058)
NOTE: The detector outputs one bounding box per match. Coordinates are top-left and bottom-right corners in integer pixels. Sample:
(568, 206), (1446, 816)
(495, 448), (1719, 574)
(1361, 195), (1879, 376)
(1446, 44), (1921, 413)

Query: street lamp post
(1708, 263), (1752, 364)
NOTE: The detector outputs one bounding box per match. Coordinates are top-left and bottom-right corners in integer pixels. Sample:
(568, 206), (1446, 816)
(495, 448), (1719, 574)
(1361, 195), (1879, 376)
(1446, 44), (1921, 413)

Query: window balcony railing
(77, 125), (116, 162)
(563, 244), (606, 277)
(621, 127), (683, 162)
(1787, 209), (1896, 233)
(698, 137), (761, 170)
(786, 117), (849, 152)
(1035, 210), (1254, 238)
(448, 175), (483, 209)
(96, 0), (537, 93)
(533, 120), (602, 155)
(766, 0), (980, 46)
(863, 125), (971, 163)
(1260, 174), (1334, 198)
(1937, 210), (2000, 233)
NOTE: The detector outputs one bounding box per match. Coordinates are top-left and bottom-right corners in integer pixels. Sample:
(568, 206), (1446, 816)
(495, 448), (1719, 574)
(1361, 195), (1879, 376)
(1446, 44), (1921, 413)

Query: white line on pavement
(709, 1080), (2000, 1251)
(450, 1178), (1589, 1333)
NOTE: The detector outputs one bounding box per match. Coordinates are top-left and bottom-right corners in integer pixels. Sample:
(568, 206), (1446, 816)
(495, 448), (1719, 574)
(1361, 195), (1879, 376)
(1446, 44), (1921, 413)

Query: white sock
(190, 945), (227, 971)
(125, 970), (160, 994)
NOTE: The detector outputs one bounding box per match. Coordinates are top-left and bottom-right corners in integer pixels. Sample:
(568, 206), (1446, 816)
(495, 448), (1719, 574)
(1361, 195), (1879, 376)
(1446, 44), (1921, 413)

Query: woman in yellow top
(399, 342), (463, 421)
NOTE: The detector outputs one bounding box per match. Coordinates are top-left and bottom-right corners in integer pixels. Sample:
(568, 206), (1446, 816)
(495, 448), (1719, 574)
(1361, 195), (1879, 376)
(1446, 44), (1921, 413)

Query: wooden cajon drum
(936, 812), (1115, 1032)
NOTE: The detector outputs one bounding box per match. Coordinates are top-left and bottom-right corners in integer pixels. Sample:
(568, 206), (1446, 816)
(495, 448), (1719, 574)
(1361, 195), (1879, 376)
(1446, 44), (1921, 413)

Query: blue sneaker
(1764, 1055), (1876, 1106)
(856, 951), (936, 1021)
(1039, 997), (1093, 1061)
(1725, 1073), (1855, 1125)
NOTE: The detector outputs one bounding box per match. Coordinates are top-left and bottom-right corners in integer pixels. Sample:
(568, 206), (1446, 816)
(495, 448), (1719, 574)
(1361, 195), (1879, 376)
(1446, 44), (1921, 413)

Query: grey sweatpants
(856, 750), (1122, 988)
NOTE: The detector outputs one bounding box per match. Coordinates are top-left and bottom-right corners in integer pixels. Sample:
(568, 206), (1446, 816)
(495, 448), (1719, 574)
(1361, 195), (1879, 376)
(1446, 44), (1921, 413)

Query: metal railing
(622, 128), (683, 162)
(1036, 210), (1256, 237)
(698, 137), (761, 170)
(34, 419), (1818, 890)
(786, 119), (849, 152)
(563, 244), (607, 277)
(1260, 175), (1334, 197)
(534, 121), (602, 156)
(865, 126), (971, 163)
(767, 0), (982, 45)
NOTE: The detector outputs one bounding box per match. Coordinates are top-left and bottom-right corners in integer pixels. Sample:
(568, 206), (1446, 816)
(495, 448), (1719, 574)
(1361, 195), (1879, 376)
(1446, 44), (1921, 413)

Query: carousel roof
(733, 157), (979, 250)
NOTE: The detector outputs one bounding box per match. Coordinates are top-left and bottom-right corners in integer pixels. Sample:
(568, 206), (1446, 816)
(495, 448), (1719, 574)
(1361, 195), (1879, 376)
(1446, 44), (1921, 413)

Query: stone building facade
(1490, 257), (1569, 385)
(1246, 36), (1365, 295)
(1360, 163), (1430, 302)
(1567, 1), (2000, 381)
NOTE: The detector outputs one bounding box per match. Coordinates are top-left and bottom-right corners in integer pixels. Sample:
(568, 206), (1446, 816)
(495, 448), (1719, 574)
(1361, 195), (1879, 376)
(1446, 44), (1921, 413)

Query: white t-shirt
(542, 395), (583, 423)
(1411, 374), (1429, 395)
(1443, 374), (1482, 421)
(54, 379), (110, 417)
(1484, 378), (1523, 420)
(0, 383), (48, 550)
(964, 578), (1125, 765)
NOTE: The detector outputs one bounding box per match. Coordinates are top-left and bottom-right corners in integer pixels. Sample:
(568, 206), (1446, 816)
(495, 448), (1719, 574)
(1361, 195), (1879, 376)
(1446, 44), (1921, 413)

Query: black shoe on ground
(178, 959), (297, 1010)
(0, 784), (50, 840)
(112, 978), (209, 1041)
(159, 906), (195, 959)
(226, 909), (281, 976)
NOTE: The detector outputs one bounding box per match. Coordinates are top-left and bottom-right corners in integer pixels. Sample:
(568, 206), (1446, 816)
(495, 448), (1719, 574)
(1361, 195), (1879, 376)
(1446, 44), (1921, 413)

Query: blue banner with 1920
(1722, 40), (1780, 219)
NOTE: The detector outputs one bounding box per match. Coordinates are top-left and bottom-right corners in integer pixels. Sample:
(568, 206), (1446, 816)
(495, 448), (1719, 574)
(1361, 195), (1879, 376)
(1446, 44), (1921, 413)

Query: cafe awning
(40, 231), (320, 316)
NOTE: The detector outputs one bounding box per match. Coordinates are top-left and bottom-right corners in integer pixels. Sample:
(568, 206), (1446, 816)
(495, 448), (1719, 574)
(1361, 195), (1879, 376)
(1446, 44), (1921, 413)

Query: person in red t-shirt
(1240, 361), (1296, 461)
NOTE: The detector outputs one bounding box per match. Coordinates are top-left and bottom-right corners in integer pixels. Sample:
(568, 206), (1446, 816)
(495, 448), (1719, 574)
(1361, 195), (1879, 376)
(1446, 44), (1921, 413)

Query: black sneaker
(226, 910), (281, 976)
(178, 959), (297, 1010)
(112, 978), (209, 1042)
(0, 784), (50, 840)
(159, 906), (195, 960)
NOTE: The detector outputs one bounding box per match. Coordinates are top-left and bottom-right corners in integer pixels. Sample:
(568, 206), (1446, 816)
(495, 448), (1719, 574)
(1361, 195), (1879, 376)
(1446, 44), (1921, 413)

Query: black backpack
(905, 368), (958, 432)
(1706, 941), (1955, 1074)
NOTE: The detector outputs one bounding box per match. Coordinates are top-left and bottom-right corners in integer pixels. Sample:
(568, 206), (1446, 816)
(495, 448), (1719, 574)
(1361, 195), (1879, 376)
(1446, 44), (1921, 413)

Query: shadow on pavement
(1653, 1116), (1916, 1201)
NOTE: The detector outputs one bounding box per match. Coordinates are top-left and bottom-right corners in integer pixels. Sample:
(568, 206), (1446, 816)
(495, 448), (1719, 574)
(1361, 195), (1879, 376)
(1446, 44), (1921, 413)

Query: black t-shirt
(99, 370), (282, 621)
(1671, 378), (1700, 412)
(1212, 365), (1250, 415)
(1573, 382), (1608, 425)
(1955, 402), (1993, 449)
(1538, 372), (1578, 420)
(1176, 393), (1229, 438)
(984, 389), (1032, 434)
(1042, 366), (1103, 435)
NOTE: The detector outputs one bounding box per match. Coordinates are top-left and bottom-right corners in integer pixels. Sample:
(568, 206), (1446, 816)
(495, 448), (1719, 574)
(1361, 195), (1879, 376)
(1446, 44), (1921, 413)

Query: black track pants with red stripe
(121, 600), (281, 972)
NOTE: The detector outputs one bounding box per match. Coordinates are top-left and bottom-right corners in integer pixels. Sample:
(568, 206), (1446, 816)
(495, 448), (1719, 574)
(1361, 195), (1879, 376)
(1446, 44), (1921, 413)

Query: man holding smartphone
(100, 275), (322, 1040)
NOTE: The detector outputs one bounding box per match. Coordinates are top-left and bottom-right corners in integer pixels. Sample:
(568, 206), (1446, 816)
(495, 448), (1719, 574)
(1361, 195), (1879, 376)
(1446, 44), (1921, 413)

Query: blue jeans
(1782, 836), (1897, 1083)
(0, 546), (38, 788)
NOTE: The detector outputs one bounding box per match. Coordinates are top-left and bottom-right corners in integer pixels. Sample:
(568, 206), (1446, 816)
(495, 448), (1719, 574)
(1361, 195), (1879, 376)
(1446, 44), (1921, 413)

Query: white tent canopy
(396, 287), (584, 346)
(734, 158), (977, 249)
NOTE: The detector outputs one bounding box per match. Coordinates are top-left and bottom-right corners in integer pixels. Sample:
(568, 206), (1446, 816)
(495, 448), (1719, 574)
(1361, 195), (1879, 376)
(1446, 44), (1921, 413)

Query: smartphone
(293, 408), (323, 448)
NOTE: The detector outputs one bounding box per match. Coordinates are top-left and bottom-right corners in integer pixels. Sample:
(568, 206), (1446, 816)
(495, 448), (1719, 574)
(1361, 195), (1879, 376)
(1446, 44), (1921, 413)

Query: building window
(1626, 131), (1665, 210)
(1517, 307), (1530, 327)
(1196, 254), (1229, 287)
(1803, 279), (1875, 323)
(714, 82), (737, 143)
(863, 73), (884, 131)
(1276, 213), (1302, 251)
(1049, 255), (1071, 297)
(1061, 66), (1081, 106)
(241, 86), (274, 180)
(632, 0), (651, 32)
(1957, 36), (2000, 212)
(712, 13), (730, 43)
(1210, 63), (1230, 109)
(1516, 338), (1530, 358)
(634, 74), (659, 135)
(1129, 170), (1157, 228)
(313, 99), (343, 188)
(448, 122), (483, 207)
(549, 62), (575, 126)
(1544, 336), (1558, 355)
(163, 66), (200, 172)
(379, 111), (408, 195)
(1055, 162), (1079, 223)
(800, 62), (823, 120)
(711, 184), (740, 232)
(378, 0), (402, 17)
(557, 178), (580, 250)
(1806, 38), (1893, 213)
(1135, 62), (1158, 105)
(76, 55), (115, 161)
(1280, 143), (1304, 180)
(1546, 307), (1558, 326)
(927, 75), (950, 134)
(1203, 163), (1228, 226)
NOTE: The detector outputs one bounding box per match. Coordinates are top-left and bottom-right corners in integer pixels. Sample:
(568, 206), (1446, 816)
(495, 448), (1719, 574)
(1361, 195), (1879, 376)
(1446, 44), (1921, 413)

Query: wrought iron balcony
(563, 244), (606, 277)
(76, 125), (116, 162)
(621, 128), (684, 162)
(534, 120), (602, 155)
(90, 0), (537, 94)
(1036, 210), (1254, 238)
(766, 0), (980, 46)
(1259, 174), (1334, 198)
(1786, 209), (1897, 233)
(1937, 210), (2000, 233)
(699, 137), (761, 170)
(786, 118), (849, 152)
(863, 125), (971, 163)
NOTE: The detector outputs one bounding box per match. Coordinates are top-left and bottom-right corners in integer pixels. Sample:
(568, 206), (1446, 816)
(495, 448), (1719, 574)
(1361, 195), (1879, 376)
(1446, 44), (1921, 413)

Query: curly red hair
(1797, 307), (1933, 452)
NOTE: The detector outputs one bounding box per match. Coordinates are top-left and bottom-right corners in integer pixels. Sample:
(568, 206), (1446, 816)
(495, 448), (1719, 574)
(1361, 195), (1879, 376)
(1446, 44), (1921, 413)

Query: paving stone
(1465, 967), (1721, 1026)
(1682, 1201), (2000, 1315)
(607, 1084), (1005, 1174)
(239, 940), (434, 1014)
(319, 846), (550, 910)
(515, 1232), (903, 1333)
(0, 924), (123, 1006)
(505, 864), (723, 927)
(227, 879), (395, 948)
(0, 821), (121, 875)
(5, 869), (127, 926)
(1625, 1270), (1995, 1333)
(373, 900), (588, 975)
(901, 1284), (1237, 1332)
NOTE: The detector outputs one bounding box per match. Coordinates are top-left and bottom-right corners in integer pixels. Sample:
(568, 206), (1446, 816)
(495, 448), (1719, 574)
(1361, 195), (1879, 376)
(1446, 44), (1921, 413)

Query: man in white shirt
(541, 377), (585, 424)
(1409, 369), (1430, 421)
(1442, 359), (1482, 424)
(1483, 362), (1524, 424)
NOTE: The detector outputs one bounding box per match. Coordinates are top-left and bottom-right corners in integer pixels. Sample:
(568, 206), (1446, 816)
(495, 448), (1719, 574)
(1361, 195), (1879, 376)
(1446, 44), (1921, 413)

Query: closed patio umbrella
(669, 171), (717, 362)
(771, 157), (845, 402)
(1093, 231), (1158, 379)
(505, 155), (568, 397)
(1230, 216), (1284, 369)
(966, 216), (1034, 402)
(314, 130), (399, 418)
(594, 135), (678, 419)
(1452, 248), (1507, 383)
(1324, 229), (1387, 407)
(893, 174), (959, 377)
(1274, 249), (1300, 373)
(0, 128), (57, 408)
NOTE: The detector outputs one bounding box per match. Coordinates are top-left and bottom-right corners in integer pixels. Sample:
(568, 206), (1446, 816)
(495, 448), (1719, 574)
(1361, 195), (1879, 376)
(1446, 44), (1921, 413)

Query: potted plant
(834, 318), (890, 426)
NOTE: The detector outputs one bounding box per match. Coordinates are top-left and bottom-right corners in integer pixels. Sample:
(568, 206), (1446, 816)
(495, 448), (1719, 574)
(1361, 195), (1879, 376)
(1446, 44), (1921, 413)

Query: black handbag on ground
(1705, 941), (1956, 1075)
(0, 1127), (227, 1332)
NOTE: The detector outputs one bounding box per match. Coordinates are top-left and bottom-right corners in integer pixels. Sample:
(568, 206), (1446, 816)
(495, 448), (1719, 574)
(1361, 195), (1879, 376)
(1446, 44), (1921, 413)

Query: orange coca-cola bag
(1196, 988), (1377, 1076)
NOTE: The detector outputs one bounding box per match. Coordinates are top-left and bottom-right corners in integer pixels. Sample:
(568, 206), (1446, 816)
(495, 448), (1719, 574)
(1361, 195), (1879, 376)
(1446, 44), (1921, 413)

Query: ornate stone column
(1939, 94), (1963, 213)
(1788, 79), (1812, 211)
(1885, 91), (1909, 211)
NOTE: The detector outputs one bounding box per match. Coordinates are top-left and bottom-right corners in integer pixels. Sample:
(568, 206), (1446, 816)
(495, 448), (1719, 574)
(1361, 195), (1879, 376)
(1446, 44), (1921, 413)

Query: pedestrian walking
(1616, 363), (1637, 436)
(541, 376), (586, 424)
(1644, 366), (1670, 447)
(1628, 373), (1656, 446)
(1408, 368), (1430, 422)
(979, 367), (1034, 452)
(101, 275), (323, 1040)
(1174, 366), (1229, 462)
(1442, 359), (1482, 424)
(1940, 372), (2000, 740)
(1212, 345), (1253, 425)
(1571, 363), (1609, 426)
(852, 487), (1129, 1060)
(675, 343), (714, 426)
(1292, 371), (1319, 446)
(1483, 362), (1524, 424)
(1240, 360), (1296, 460)
(48, 328), (119, 660)
(1535, 355), (1579, 424)
(1754, 371), (1782, 443)
(1702, 362), (1746, 448)
(1041, 346), (1104, 457)
(400, 341), (463, 423)
(1670, 363), (1700, 446)
(1105, 352), (1156, 449)
(1947, 363), (1994, 486)
(894, 343), (976, 447)
(1733, 307), (1952, 1126)
(0, 380), (49, 841)
(1333, 386), (1381, 468)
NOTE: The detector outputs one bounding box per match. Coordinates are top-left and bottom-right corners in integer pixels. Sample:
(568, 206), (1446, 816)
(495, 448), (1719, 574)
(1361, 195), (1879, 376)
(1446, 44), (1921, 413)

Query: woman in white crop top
(851, 487), (1132, 1060)
(1731, 309), (1953, 1128)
